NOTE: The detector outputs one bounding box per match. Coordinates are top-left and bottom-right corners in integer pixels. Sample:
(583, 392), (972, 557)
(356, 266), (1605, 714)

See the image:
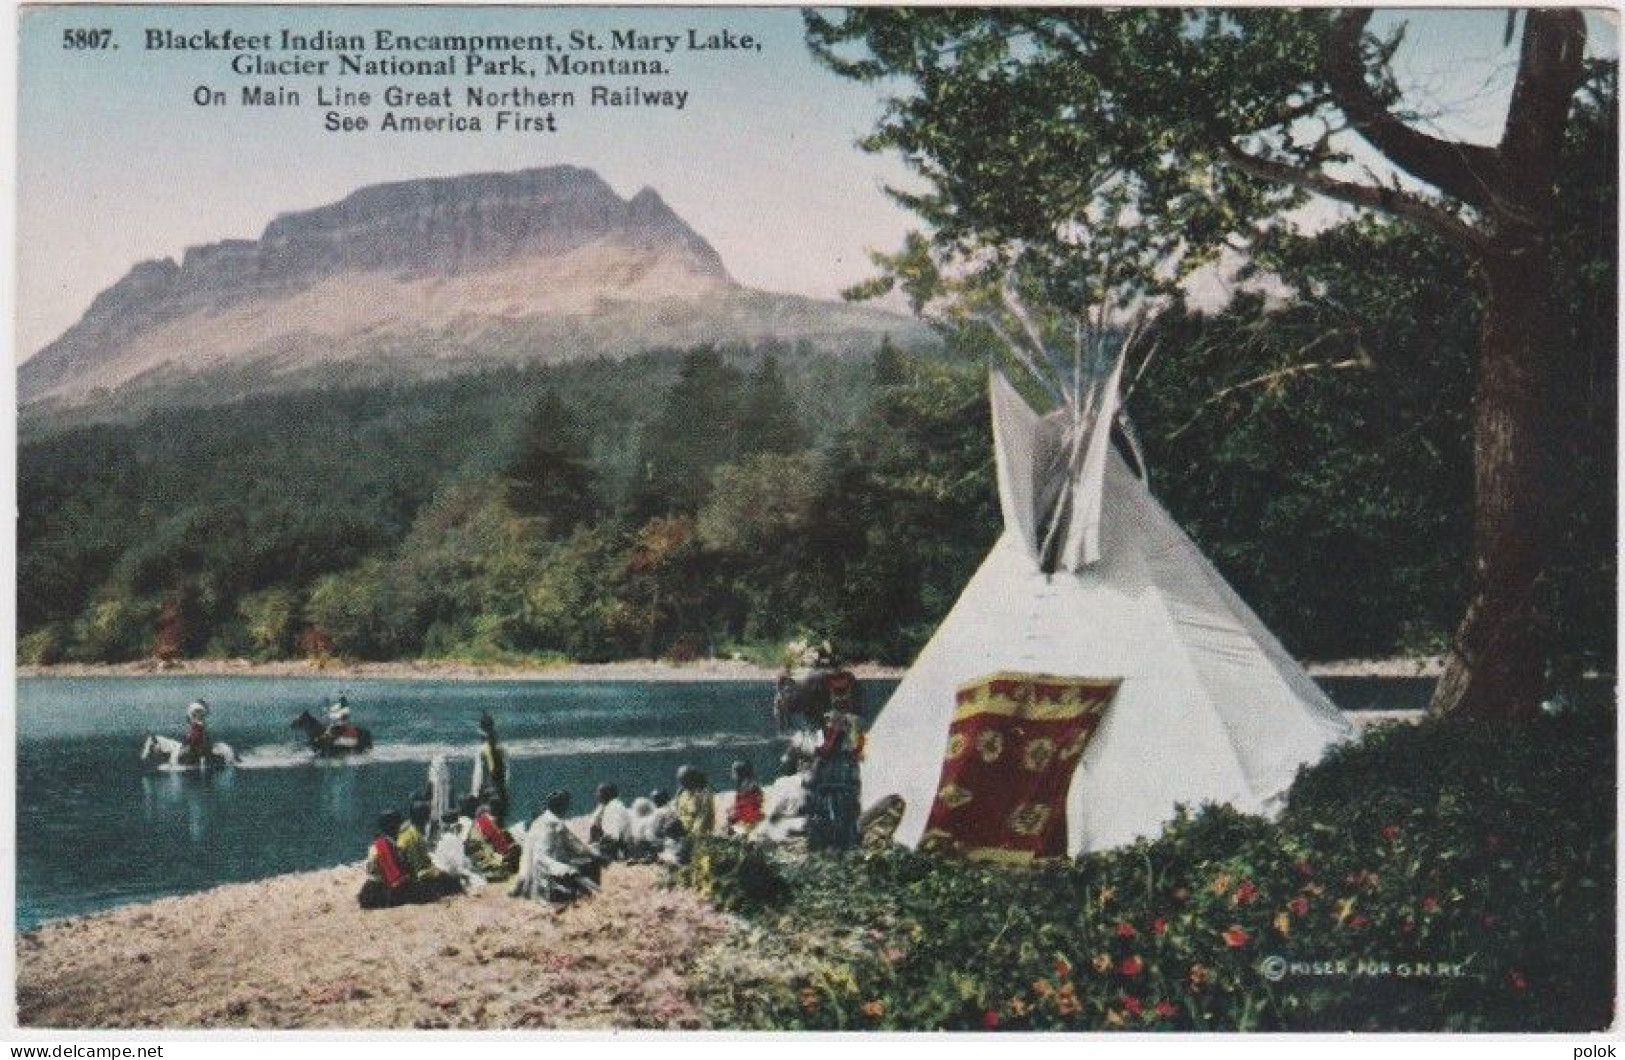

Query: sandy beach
(17, 863), (733, 1030)
(19, 655), (1444, 682)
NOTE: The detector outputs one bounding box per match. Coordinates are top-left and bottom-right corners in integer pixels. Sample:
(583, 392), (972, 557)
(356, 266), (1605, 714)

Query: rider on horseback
(181, 701), (211, 764)
(320, 694), (360, 752)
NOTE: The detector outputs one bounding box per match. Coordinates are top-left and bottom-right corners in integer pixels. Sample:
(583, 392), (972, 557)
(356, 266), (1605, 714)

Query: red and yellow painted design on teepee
(920, 672), (1119, 865)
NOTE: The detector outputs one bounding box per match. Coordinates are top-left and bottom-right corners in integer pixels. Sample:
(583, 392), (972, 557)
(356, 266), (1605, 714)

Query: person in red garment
(358, 812), (410, 909)
(726, 760), (765, 836)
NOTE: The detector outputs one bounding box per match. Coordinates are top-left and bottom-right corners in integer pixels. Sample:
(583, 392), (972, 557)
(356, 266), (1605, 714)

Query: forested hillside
(19, 71), (1614, 672)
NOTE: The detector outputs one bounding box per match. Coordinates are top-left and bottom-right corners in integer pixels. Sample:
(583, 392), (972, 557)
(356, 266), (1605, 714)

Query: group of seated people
(358, 759), (769, 911)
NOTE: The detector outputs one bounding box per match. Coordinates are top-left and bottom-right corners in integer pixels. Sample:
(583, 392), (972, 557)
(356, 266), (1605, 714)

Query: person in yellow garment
(397, 801), (462, 900)
(476, 714), (511, 824)
(460, 795), (521, 880)
(673, 766), (715, 863)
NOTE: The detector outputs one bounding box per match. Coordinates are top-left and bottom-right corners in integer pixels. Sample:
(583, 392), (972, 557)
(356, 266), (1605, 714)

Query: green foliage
(677, 837), (792, 915)
(1132, 219), (1478, 658)
(502, 389), (597, 532)
(684, 706), (1615, 1031)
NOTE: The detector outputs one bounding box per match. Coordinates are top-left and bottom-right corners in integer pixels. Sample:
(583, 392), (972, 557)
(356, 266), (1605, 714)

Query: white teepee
(861, 351), (1354, 857)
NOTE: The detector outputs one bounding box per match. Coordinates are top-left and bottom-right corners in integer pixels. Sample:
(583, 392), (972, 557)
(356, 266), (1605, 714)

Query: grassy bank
(680, 705), (1616, 1031)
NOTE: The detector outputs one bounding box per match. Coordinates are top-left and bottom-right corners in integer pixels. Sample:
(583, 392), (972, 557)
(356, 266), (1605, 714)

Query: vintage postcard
(10, 3), (1618, 1039)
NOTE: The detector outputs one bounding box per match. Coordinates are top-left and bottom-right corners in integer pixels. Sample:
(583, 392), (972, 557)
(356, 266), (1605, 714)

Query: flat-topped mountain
(22, 166), (925, 410)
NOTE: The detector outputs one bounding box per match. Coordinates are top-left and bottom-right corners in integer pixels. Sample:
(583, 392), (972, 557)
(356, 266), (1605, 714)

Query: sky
(13, 5), (1619, 360)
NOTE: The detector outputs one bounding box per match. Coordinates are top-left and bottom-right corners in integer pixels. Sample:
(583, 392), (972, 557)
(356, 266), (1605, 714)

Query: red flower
(1509, 971), (1528, 993)
(1054, 958), (1073, 978)
(1222, 926), (1250, 948)
(1150, 918), (1168, 936)
(1380, 825), (1401, 841)
(1294, 859), (1314, 877)
(1349, 915), (1370, 930)
(1288, 896), (1310, 917)
(1234, 881), (1259, 906)
(1422, 896), (1442, 914)
(1122, 995), (1144, 1015)
(1116, 921), (1137, 939)
(1154, 1001), (1179, 1018)
(1119, 956), (1144, 977)
(983, 1009), (1001, 1030)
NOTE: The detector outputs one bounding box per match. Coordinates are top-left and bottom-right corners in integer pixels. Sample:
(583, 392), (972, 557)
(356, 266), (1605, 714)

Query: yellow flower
(1009, 998), (1030, 1017)
(1209, 873), (1232, 896)
(1097, 886), (1116, 907)
(1032, 979), (1055, 998)
(1189, 964), (1212, 988)
(1055, 993), (1082, 1016)
(1104, 1009), (1126, 1027)
(1336, 896), (1356, 923)
(1274, 911), (1292, 937)
(862, 1000), (886, 1019)
(1091, 953), (1113, 974)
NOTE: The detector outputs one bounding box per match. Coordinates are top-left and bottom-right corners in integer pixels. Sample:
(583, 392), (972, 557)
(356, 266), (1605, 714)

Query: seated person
(461, 795), (521, 880)
(512, 791), (602, 906)
(359, 811), (411, 909)
(588, 783), (633, 860)
(396, 801), (461, 901)
(674, 766), (715, 838)
(727, 760), (766, 836)
(431, 808), (485, 891)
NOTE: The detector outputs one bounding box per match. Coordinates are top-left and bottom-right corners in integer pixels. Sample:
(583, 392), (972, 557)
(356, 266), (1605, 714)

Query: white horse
(139, 733), (239, 770)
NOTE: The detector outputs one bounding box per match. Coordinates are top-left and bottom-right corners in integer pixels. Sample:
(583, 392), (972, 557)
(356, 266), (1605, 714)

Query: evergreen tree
(737, 353), (803, 455)
(502, 390), (596, 534)
(631, 349), (744, 516)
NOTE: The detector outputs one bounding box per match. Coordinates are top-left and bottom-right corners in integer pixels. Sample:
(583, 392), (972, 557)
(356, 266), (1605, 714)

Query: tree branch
(1326, 9), (1506, 213)
(1167, 352), (1373, 440)
(1218, 139), (1491, 255)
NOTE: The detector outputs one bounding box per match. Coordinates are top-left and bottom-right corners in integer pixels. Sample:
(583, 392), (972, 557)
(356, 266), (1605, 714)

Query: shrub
(682, 706), (1615, 1031)
(677, 838), (791, 915)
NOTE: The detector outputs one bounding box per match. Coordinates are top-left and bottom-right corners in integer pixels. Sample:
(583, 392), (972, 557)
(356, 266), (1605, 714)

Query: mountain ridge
(22, 165), (924, 409)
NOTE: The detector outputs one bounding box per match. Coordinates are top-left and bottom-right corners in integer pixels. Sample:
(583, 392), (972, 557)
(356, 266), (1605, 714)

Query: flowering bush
(676, 838), (791, 915)
(683, 705), (1614, 1031)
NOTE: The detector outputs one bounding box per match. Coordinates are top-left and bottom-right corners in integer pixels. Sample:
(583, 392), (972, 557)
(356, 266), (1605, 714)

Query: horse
(290, 709), (373, 757)
(139, 733), (239, 770)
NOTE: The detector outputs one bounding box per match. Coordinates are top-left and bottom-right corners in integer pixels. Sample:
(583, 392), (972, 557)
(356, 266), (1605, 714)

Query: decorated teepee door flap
(920, 673), (1118, 864)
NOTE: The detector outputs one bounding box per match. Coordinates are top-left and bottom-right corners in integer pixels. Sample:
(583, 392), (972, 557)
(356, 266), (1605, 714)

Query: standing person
(180, 700), (212, 764)
(588, 783), (632, 860)
(727, 760), (765, 836)
(807, 692), (865, 852)
(476, 713), (511, 824)
(358, 812), (410, 909)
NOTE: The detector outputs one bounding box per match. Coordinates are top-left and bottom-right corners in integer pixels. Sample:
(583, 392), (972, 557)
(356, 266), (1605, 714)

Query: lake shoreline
(16, 861), (731, 1030)
(18, 654), (1448, 682)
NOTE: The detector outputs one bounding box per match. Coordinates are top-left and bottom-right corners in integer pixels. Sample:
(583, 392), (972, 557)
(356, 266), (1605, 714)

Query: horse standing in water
(290, 710), (374, 757)
(139, 733), (239, 770)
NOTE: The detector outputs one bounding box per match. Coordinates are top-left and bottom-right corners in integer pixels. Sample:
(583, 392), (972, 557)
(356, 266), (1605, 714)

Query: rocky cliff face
(23, 166), (912, 410)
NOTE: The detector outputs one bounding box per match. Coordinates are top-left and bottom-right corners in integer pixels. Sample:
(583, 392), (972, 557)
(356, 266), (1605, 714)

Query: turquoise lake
(12, 674), (1502, 928)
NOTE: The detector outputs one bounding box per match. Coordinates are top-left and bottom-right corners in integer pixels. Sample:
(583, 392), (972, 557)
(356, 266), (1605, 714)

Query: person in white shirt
(588, 783), (633, 860)
(512, 791), (602, 905)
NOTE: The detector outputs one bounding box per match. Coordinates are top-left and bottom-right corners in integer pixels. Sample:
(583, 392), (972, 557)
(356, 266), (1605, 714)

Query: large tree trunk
(1429, 11), (1584, 724)
(1430, 245), (1555, 724)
